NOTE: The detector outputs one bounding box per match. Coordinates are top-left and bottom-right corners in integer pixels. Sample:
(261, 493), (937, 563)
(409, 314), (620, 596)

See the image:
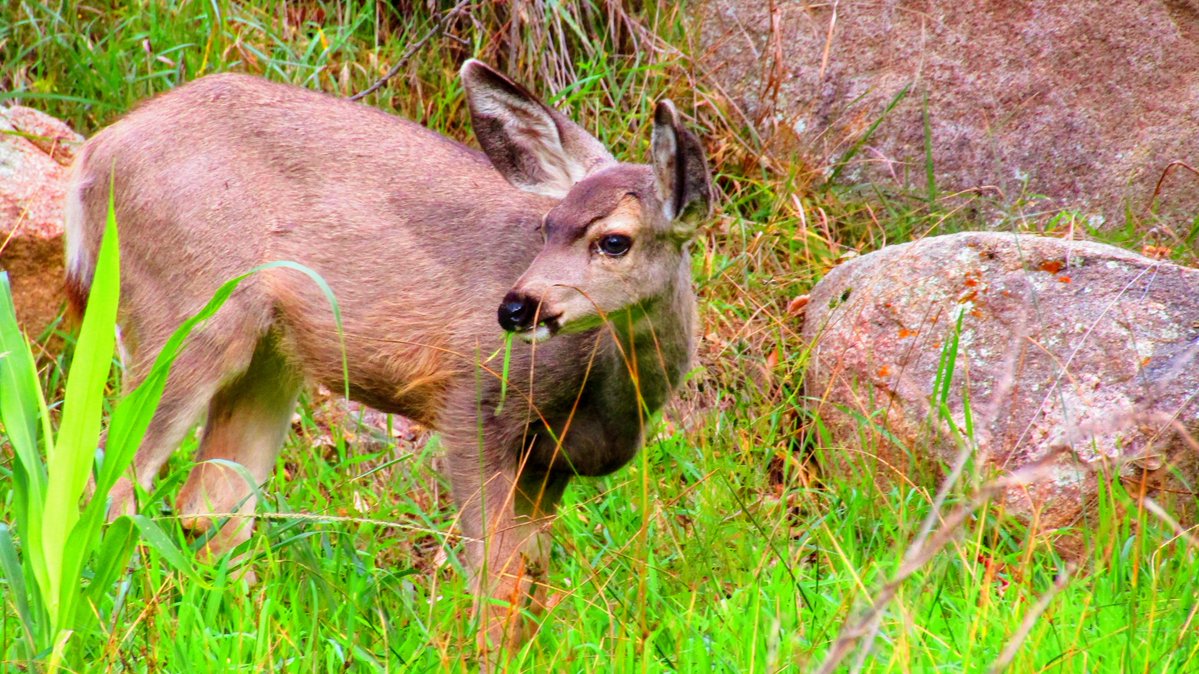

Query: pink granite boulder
(803, 232), (1199, 538)
(699, 1), (1199, 223)
(0, 105), (82, 336)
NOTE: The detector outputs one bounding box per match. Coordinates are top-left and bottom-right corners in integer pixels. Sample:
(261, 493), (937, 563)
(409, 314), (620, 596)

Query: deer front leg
(447, 442), (568, 657)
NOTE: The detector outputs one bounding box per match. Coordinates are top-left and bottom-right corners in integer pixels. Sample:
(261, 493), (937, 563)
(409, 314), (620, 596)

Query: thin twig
(348, 0), (473, 102)
(1148, 160), (1199, 211)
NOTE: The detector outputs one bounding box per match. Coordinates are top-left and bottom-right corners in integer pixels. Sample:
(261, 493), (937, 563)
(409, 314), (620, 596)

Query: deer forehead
(544, 165), (657, 243)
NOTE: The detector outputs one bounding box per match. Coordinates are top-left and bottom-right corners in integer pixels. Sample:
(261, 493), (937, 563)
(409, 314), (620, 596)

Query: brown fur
(65, 61), (711, 654)
(63, 278), (87, 321)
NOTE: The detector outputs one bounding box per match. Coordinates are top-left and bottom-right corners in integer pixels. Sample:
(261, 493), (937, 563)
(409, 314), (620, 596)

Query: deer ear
(651, 100), (712, 241)
(461, 60), (614, 199)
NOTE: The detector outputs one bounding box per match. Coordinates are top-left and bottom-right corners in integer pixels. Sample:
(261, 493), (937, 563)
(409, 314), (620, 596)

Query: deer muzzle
(497, 290), (559, 342)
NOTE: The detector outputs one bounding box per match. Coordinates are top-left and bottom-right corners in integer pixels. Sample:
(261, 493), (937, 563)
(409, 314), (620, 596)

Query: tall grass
(2, 1), (1198, 672)
(1, 191), (124, 667)
(0, 188), (266, 668)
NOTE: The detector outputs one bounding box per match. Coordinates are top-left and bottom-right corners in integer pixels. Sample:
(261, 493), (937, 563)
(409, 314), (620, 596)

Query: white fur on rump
(64, 158), (93, 287)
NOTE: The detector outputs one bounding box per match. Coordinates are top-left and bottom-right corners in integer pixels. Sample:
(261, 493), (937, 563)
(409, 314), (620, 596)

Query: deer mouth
(517, 315), (561, 343)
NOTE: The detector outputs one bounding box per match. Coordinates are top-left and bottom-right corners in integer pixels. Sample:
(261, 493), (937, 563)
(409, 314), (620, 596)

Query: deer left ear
(651, 100), (712, 242)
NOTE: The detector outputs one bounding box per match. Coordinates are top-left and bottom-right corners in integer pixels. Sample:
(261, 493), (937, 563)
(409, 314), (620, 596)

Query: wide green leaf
(0, 272), (53, 641)
(41, 190), (120, 633)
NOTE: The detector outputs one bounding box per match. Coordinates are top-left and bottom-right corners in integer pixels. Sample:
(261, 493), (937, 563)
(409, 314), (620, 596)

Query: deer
(64, 60), (712, 652)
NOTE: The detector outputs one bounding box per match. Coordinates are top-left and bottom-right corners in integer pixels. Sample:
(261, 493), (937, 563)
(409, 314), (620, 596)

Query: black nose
(498, 291), (539, 332)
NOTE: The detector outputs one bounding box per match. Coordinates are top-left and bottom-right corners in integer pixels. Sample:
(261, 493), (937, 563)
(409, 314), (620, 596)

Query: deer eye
(596, 234), (632, 257)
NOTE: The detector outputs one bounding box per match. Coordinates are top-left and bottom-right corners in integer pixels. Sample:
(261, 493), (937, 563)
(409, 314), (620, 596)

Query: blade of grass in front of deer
(41, 188), (119, 647)
(71, 261), (346, 612)
(496, 330), (514, 414)
(128, 515), (201, 583)
(93, 258), (345, 501)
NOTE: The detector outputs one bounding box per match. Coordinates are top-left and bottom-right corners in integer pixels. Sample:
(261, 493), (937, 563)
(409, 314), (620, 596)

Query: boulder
(698, 1), (1199, 223)
(0, 106), (81, 336)
(802, 232), (1199, 537)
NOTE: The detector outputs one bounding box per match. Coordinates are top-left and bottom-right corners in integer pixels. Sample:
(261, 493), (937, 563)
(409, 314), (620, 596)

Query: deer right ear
(461, 60), (614, 199)
(651, 100), (712, 242)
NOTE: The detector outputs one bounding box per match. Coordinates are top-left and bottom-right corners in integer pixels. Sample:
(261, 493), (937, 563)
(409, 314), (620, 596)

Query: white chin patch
(519, 324), (554, 343)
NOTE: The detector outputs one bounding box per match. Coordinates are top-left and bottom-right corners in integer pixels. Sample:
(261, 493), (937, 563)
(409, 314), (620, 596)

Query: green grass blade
(56, 259), (343, 634)
(91, 259), (344, 505)
(827, 85), (910, 184)
(938, 310), (965, 406)
(41, 189), (120, 634)
(58, 258), (341, 646)
(0, 272), (52, 602)
(129, 516), (200, 584)
(0, 523), (38, 657)
(82, 516), (138, 617)
(0, 272), (51, 483)
(496, 331), (514, 414)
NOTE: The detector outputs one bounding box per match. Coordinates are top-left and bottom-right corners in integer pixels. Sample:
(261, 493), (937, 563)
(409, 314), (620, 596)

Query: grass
(2, 1), (1199, 672)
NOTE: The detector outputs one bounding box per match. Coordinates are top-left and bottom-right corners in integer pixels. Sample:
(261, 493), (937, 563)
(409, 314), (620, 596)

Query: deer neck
(595, 256), (695, 420)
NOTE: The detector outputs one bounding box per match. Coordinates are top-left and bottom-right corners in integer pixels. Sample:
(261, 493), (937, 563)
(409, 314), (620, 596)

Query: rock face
(699, 1), (1199, 222)
(802, 232), (1199, 537)
(0, 106), (81, 335)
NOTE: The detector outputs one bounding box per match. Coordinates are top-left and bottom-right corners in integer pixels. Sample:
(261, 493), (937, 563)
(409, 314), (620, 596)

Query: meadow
(2, 1), (1198, 671)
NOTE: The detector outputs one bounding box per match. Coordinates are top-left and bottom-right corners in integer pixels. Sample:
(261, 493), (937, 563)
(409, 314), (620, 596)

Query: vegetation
(2, 1), (1197, 671)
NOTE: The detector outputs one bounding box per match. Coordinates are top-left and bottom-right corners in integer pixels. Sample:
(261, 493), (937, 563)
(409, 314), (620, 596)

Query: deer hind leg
(105, 321), (261, 522)
(175, 335), (302, 558)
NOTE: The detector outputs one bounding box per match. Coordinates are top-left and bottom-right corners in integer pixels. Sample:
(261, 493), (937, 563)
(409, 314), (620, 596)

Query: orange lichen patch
(1057, 275), (1071, 283)
(971, 309), (984, 319)
(1141, 356), (1152, 367)
(898, 327), (917, 339)
(786, 294), (810, 316)
(959, 290), (978, 303)
(877, 364), (892, 378)
(1142, 245), (1171, 259)
(964, 275), (979, 287)
(1039, 259), (1065, 274)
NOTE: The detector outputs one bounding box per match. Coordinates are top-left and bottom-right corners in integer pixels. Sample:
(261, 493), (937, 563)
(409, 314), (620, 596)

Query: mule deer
(65, 61), (711, 649)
